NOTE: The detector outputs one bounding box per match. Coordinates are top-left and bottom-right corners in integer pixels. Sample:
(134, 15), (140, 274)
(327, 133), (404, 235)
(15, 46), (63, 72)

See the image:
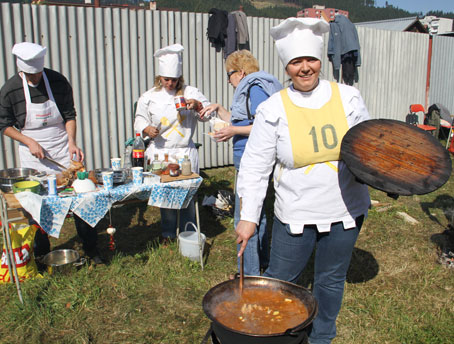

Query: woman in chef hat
(134, 44), (212, 243)
(234, 18), (371, 344)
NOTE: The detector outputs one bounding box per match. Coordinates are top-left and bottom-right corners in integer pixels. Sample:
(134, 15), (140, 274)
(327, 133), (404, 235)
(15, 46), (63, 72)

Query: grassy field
(1, 165), (454, 344)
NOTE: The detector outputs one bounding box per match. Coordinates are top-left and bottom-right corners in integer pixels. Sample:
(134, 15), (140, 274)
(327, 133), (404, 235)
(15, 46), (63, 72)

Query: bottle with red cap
(132, 132), (145, 168)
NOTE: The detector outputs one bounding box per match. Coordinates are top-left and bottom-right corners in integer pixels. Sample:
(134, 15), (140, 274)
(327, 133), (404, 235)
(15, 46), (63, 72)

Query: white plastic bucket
(178, 222), (206, 261)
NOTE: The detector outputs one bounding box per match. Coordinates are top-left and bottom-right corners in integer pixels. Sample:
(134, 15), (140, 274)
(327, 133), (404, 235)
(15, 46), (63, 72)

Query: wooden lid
(341, 119), (452, 196)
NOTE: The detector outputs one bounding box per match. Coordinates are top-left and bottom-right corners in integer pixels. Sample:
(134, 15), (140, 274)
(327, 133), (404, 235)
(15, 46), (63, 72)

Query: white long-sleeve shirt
(134, 85), (210, 171)
(237, 80), (371, 233)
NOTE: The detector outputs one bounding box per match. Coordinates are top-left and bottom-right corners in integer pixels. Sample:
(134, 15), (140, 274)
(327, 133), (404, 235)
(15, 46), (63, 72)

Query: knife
(43, 156), (67, 170)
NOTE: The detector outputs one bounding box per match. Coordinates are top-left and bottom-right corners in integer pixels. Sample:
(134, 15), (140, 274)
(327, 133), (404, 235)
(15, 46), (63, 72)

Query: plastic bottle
(181, 154), (192, 176)
(123, 145), (133, 169)
(132, 132), (145, 168)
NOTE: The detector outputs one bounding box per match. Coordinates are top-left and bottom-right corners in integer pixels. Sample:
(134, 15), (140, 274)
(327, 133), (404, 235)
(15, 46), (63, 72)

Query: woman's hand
(199, 103), (219, 119)
(186, 98), (203, 112)
(143, 125), (160, 139)
(213, 126), (236, 142)
(236, 220), (257, 257)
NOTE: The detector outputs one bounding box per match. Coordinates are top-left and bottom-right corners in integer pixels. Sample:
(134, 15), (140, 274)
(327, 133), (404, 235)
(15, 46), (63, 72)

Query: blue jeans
(234, 161), (269, 276)
(264, 216), (364, 344)
(160, 199), (196, 239)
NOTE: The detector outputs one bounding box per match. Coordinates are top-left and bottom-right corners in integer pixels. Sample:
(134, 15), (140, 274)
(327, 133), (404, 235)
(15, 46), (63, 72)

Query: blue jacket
(230, 71), (282, 168)
(327, 15), (361, 71)
(230, 71), (282, 122)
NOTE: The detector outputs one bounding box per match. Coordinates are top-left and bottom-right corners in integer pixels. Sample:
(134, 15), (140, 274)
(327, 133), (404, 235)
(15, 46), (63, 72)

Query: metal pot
(202, 276), (318, 344)
(41, 249), (85, 275)
(0, 168), (40, 193)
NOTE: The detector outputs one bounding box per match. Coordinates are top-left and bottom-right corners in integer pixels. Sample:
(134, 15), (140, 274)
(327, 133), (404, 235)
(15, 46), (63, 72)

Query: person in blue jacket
(200, 50), (282, 276)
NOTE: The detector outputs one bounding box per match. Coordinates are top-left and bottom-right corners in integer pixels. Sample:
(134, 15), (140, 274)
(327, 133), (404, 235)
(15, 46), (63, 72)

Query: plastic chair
(407, 104), (437, 133)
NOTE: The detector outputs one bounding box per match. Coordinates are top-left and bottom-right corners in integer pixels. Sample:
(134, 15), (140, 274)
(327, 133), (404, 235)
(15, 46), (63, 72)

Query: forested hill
(156, 0), (454, 22)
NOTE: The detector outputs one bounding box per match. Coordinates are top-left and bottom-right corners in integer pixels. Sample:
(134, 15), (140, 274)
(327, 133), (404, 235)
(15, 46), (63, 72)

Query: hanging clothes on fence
(224, 12), (237, 59)
(232, 10), (250, 51)
(207, 8), (229, 52)
(327, 14), (361, 85)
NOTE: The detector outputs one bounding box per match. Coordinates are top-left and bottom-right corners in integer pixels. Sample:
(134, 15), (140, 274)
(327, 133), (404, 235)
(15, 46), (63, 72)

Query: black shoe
(86, 249), (105, 265)
(90, 255), (105, 265)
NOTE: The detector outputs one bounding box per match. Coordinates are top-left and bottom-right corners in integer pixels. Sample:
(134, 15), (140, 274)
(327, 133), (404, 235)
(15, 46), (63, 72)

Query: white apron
(18, 72), (70, 174)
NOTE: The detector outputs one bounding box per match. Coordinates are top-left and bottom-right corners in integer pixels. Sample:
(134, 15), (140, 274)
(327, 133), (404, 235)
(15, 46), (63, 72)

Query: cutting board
(160, 172), (200, 183)
(0, 191), (30, 223)
(341, 119), (452, 196)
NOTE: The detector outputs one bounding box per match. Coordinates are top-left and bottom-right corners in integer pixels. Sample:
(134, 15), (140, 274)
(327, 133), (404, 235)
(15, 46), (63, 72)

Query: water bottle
(123, 145), (133, 169)
(132, 132), (145, 168)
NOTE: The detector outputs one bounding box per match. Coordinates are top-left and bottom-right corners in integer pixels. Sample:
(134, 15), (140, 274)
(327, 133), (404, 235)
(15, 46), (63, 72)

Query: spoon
(239, 254), (244, 294)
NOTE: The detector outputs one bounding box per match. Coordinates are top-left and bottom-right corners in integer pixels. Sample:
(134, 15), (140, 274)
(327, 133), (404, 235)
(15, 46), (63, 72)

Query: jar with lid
(151, 154), (162, 175)
(181, 155), (192, 176)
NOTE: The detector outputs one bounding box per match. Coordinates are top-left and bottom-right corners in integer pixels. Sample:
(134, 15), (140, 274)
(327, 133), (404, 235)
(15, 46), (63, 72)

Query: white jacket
(237, 80), (370, 233)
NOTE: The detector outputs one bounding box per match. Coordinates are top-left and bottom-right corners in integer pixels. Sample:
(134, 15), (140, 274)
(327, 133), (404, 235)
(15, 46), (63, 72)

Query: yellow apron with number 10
(280, 82), (349, 169)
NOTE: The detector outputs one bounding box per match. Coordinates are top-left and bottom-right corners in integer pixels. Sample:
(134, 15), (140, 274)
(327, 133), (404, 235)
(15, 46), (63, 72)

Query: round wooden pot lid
(341, 119), (452, 196)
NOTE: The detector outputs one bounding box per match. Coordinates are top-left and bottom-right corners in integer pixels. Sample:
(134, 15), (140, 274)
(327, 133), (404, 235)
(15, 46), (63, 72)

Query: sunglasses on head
(226, 70), (238, 80)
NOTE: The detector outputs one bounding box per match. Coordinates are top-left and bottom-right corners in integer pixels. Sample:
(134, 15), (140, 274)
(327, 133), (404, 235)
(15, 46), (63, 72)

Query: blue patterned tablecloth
(16, 177), (203, 238)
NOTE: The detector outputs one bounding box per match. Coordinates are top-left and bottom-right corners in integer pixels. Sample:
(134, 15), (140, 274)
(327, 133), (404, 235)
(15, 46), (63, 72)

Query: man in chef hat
(235, 17), (370, 344)
(0, 42), (103, 264)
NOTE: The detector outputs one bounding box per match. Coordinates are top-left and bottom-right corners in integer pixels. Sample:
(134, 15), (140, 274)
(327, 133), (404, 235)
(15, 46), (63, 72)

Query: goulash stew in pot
(213, 287), (309, 335)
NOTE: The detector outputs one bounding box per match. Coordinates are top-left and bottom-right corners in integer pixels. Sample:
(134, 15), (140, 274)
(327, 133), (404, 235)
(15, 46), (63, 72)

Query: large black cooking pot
(202, 276), (318, 344)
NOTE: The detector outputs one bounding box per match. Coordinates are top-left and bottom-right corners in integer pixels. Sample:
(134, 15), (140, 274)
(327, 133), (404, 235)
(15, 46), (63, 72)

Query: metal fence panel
(430, 35), (454, 116)
(0, 3), (451, 171)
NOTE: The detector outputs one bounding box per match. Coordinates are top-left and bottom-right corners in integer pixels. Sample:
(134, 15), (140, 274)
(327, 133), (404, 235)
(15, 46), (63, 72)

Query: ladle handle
(239, 254), (244, 294)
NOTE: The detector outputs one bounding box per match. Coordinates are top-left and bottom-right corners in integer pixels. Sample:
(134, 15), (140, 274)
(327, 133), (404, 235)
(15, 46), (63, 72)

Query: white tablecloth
(14, 177), (203, 238)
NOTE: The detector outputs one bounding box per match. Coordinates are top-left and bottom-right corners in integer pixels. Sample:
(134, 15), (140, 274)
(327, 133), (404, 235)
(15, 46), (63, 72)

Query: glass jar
(181, 155), (192, 176)
(151, 154), (162, 175)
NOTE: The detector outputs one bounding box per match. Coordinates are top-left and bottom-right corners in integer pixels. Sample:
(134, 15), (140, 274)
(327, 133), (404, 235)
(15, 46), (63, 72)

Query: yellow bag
(0, 223), (42, 284)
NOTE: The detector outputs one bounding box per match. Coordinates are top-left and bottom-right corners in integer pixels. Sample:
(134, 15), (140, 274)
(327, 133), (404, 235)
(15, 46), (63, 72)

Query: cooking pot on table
(202, 276), (318, 344)
(41, 249), (86, 275)
(0, 168), (41, 193)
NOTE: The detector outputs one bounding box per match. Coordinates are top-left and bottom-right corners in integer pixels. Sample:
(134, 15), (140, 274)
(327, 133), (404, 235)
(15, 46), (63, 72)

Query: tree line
(156, 0), (454, 22)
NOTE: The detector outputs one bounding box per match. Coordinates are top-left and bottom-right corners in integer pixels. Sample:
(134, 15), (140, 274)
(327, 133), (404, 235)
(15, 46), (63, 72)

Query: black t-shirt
(0, 68), (77, 134)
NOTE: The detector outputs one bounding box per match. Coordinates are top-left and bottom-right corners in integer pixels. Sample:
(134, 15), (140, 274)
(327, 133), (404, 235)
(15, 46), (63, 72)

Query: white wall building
(420, 16), (454, 35)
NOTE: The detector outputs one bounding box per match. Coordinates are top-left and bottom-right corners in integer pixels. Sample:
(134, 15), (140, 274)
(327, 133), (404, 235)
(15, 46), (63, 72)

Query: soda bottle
(132, 132), (145, 168)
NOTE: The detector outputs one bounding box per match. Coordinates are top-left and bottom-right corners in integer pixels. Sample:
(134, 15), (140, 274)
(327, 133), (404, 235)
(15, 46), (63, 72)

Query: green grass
(1, 166), (454, 343)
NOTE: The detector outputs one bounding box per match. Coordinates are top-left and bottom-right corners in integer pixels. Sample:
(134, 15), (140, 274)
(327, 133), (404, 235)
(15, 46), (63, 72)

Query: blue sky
(375, 0), (454, 14)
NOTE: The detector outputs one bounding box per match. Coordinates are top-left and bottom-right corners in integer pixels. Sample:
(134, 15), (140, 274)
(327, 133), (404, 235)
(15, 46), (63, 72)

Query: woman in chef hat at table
(134, 43), (212, 243)
(234, 18), (371, 344)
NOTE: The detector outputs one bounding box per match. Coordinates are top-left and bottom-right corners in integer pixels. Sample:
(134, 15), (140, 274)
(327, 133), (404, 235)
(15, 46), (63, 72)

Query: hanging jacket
(207, 8), (229, 51)
(224, 12), (237, 59)
(328, 15), (361, 73)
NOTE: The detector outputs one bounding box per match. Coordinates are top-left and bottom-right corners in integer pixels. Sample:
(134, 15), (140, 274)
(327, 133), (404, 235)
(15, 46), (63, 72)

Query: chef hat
(154, 44), (184, 78)
(270, 18), (329, 67)
(12, 42), (47, 74)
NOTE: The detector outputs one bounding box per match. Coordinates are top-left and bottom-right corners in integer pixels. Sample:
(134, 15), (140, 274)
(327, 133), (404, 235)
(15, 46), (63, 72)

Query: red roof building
(297, 5), (349, 21)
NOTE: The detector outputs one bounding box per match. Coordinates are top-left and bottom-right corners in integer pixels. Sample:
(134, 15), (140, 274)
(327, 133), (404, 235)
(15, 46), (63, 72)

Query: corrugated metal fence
(0, 3), (453, 170)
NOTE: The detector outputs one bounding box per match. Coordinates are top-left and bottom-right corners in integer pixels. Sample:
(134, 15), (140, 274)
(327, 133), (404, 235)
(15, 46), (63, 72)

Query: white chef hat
(12, 42), (47, 74)
(154, 44), (184, 78)
(270, 17), (329, 67)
